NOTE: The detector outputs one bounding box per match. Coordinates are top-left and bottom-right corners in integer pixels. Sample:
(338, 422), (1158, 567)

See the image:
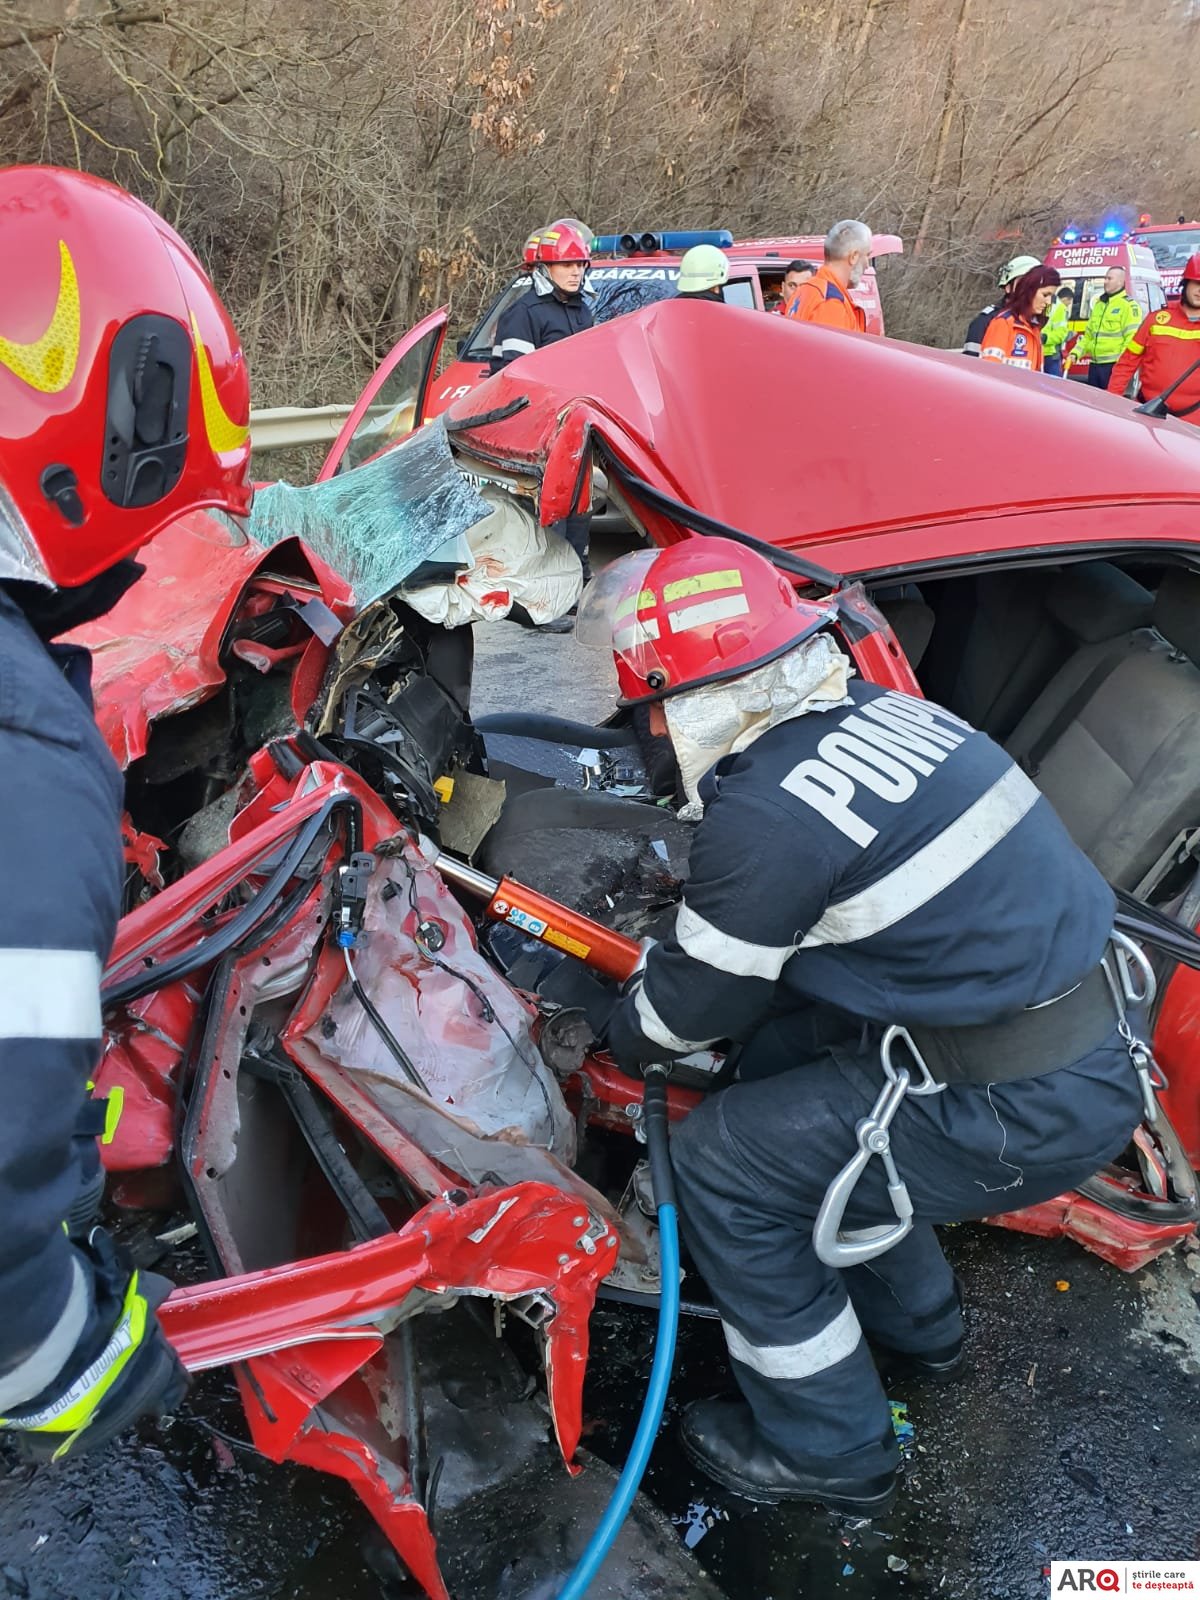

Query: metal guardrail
(249, 403), (355, 454)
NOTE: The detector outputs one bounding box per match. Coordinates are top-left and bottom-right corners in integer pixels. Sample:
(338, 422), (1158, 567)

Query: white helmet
(998, 254), (1042, 288)
(677, 244), (730, 295)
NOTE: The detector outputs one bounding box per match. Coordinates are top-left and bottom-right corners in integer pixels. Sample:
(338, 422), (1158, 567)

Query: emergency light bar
(1057, 225), (1126, 245)
(590, 229), (735, 257)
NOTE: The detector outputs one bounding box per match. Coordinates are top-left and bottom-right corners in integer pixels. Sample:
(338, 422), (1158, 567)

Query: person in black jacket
(962, 253), (1042, 355)
(490, 220), (594, 373)
(578, 537), (1145, 1517)
(492, 221), (596, 628)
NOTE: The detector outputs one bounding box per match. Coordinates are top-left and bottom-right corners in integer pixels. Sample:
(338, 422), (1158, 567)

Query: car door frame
(317, 306), (449, 481)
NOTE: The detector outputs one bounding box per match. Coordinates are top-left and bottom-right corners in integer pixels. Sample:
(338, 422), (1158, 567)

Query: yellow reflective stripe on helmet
(1147, 324), (1200, 341)
(0, 241), (80, 395)
(613, 587), (656, 622)
(101, 1085), (124, 1147)
(662, 569), (743, 603)
(0, 1272), (148, 1445)
(189, 311), (249, 453)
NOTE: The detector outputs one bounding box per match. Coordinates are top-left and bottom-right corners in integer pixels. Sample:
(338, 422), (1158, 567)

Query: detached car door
(318, 307), (448, 480)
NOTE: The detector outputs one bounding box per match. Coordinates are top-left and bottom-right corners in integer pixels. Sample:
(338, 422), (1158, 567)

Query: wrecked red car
(77, 300), (1200, 1598)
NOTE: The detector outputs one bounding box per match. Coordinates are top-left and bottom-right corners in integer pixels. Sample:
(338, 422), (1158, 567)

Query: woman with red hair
(979, 265), (1062, 372)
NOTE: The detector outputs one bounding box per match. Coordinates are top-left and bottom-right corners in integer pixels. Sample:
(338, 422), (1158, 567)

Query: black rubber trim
(103, 795), (362, 1007)
(443, 396), (530, 433)
(474, 711), (639, 748)
(596, 442), (843, 590)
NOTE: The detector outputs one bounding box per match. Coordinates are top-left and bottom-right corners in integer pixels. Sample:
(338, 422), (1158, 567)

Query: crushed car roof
(446, 299), (1200, 574)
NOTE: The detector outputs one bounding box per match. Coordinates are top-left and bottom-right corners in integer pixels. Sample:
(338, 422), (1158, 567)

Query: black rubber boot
(872, 1336), (966, 1387)
(871, 1275), (965, 1386)
(535, 610), (577, 635)
(680, 1396), (898, 1514)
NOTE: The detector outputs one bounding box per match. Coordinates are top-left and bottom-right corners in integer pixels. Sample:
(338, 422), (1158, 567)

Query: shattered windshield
(247, 417), (492, 605)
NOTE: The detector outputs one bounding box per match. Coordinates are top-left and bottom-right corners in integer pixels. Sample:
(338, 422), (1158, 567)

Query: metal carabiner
(881, 1024), (947, 1097)
(813, 1069), (916, 1268)
(1108, 928), (1157, 1011)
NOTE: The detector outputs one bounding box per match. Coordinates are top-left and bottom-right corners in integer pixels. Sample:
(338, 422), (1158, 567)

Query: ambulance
(1044, 229), (1165, 379)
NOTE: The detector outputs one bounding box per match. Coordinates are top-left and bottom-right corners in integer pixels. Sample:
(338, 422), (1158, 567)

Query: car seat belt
(1021, 633), (1156, 777)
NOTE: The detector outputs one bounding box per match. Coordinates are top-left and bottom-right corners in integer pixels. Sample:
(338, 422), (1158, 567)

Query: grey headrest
(1154, 567), (1200, 665)
(1044, 562), (1154, 644)
(878, 598), (935, 669)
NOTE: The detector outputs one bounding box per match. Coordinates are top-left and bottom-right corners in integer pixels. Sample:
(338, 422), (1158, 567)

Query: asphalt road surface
(3, 595), (1198, 1600)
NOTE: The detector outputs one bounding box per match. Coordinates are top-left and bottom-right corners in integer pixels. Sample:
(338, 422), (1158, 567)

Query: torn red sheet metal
(985, 1194), (1188, 1273)
(65, 511), (353, 770)
(160, 1184), (615, 1600)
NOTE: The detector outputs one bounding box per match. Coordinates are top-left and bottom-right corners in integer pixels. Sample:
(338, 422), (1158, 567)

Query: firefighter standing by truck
(1073, 265), (1142, 388)
(490, 222), (596, 623)
(0, 166), (254, 1458)
(1107, 252), (1200, 421)
(489, 222), (595, 373)
(579, 538), (1143, 1514)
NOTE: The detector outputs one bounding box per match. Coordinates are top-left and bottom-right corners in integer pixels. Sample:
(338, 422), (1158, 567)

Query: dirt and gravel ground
(3, 580), (1198, 1600)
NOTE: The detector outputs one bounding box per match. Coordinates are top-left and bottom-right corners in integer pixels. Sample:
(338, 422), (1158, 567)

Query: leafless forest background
(2, 0), (1196, 404)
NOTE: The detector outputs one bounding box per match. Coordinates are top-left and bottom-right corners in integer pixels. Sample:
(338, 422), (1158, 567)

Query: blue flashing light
(1102, 225), (1123, 241)
(1061, 230), (1080, 242)
(590, 228), (734, 256)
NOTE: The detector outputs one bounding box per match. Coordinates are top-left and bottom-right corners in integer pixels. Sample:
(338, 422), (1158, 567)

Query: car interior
(872, 558), (1200, 902)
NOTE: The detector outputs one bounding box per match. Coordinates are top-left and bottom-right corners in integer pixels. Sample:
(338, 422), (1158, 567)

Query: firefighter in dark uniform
(489, 221), (595, 374)
(578, 538), (1145, 1514)
(0, 166), (254, 1458)
(491, 221), (596, 623)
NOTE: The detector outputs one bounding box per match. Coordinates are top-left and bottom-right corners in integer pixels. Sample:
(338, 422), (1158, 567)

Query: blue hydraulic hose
(556, 1070), (681, 1600)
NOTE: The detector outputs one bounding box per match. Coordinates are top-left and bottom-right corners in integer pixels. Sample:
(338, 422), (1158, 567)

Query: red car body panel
(446, 298), (1200, 567)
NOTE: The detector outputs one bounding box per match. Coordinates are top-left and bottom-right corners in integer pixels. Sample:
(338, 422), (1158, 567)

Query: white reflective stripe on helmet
(722, 1301), (863, 1380)
(0, 479), (53, 587)
(0, 949), (103, 1039)
(667, 593), (750, 634)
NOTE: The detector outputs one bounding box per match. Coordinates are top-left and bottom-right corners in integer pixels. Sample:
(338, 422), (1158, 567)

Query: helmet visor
(575, 549), (667, 681)
(0, 480), (53, 587)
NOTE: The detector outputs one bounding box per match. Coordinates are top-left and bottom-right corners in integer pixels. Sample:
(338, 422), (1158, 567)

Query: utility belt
(907, 964), (1116, 1087)
(813, 933), (1170, 1270)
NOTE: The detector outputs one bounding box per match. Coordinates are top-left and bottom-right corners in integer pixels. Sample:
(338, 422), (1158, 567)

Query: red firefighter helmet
(1182, 253), (1200, 284)
(533, 223), (591, 266)
(577, 538), (836, 705)
(521, 230), (542, 268)
(0, 165), (252, 590)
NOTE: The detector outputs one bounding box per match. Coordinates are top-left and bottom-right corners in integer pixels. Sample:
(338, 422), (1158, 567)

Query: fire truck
(425, 228), (904, 418)
(1044, 228), (1165, 379)
(1130, 215), (1200, 300)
